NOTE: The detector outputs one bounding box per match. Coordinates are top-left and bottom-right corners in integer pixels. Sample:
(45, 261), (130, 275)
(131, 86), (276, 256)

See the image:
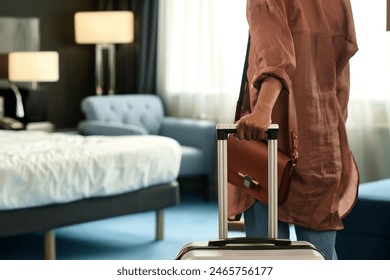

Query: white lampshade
(74, 11), (134, 44)
(8, 51), (59, 82)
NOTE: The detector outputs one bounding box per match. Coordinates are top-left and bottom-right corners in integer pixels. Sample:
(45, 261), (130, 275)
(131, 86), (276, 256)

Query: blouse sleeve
(247, 0), (295, 101)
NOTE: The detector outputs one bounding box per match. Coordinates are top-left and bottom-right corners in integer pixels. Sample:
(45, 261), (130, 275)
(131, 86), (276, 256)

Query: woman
(230, 0), (360, 260)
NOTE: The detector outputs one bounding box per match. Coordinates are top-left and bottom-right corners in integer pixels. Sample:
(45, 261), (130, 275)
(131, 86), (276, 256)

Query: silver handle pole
(267, 124), (279, 239)
(217, 138), (228, 239)
(216, 124), (238, 239)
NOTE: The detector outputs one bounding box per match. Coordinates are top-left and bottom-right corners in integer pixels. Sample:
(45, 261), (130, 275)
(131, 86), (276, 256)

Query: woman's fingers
(236, 115), (269, 141)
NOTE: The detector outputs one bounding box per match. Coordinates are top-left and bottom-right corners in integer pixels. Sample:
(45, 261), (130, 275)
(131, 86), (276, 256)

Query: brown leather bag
(228, 36), (298, 206)
(227, 135), (295, 205)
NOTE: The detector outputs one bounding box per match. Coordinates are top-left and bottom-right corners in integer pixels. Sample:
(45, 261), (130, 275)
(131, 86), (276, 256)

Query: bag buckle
(238, 173), (259, 188)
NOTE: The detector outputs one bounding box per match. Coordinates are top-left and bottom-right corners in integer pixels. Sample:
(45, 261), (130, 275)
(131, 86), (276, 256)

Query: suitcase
(176, 124), (325, 260)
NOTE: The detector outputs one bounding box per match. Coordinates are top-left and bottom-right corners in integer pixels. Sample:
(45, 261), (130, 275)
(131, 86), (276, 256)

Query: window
(157, 0), (248, 123)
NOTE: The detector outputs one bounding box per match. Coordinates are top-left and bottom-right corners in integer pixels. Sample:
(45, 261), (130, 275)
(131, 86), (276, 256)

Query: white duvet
(0, 130), (181, 210)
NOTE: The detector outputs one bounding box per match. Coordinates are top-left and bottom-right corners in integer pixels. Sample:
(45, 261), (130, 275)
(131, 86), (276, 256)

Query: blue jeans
(244, 200), (337, 260)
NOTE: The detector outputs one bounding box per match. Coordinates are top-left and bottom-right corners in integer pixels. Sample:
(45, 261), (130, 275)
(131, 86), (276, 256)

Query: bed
(0, 130), (181, 259)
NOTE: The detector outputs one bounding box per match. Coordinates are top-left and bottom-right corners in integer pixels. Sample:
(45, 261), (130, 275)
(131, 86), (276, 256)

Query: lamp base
(95, 44), (115, 95)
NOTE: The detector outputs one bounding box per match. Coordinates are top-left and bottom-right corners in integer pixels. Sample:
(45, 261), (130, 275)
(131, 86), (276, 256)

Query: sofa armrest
(160, 117), (216, 174)
(78, 120), (148, 136)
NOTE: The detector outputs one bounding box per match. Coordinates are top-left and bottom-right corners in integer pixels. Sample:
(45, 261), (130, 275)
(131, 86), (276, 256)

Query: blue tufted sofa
(78, 94), (217, 200)
(336, 178), (390, 259)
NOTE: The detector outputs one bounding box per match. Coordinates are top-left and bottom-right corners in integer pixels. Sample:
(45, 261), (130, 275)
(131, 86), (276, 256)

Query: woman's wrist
(253, 76), (283, 113)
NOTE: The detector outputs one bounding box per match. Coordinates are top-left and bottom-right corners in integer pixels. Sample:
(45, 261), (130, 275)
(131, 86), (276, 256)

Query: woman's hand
(236, 109), (271, 141)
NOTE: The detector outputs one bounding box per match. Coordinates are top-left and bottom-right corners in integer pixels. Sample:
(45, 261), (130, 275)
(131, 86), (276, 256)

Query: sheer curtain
(347, 0), (390, 182)
(157, 0), (390, 183)
(157, 0), (248, 123)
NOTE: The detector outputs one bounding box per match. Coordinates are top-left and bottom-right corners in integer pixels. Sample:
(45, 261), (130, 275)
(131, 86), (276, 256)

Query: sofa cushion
(78, 120), (148, 136)
(179, 146), (205, 177)
(81, 94), (164, 135)
(336, 179), (390, 259)
(341, 179), (390, 237)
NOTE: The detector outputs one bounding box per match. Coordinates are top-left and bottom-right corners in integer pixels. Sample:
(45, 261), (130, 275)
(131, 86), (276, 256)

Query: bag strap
(234, 35), (251, 122)
(236, 35), (299, 162)
(288, 80), (299, 162)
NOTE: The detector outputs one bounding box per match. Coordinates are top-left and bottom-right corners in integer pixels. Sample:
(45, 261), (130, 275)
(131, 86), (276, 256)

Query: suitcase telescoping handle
(216, 124), (279, 239)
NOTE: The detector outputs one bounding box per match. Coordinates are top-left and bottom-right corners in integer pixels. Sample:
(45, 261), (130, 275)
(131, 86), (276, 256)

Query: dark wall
(0, 0), (139, 128)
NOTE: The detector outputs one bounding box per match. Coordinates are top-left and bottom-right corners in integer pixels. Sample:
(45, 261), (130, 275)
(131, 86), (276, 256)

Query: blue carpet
(0, 194), (244, 260)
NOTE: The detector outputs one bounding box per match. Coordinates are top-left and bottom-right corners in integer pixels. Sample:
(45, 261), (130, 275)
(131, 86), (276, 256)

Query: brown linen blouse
(228, 0), (360, 231)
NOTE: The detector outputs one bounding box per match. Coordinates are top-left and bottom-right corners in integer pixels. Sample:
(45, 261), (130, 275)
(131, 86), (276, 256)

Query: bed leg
(156, 210), (164, 241)
(44, 230), (56, 260)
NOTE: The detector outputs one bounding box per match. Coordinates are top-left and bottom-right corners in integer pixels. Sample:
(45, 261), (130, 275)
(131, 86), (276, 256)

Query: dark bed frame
(0, 181), (180, 259)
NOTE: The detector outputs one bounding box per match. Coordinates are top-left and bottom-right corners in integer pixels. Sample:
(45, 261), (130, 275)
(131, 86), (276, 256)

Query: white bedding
(0, 131), (181, 210)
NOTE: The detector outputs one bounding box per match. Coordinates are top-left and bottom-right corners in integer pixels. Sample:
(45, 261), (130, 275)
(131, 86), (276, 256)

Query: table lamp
(8, 51), (59, 118)
(74, 11), (134, 95)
